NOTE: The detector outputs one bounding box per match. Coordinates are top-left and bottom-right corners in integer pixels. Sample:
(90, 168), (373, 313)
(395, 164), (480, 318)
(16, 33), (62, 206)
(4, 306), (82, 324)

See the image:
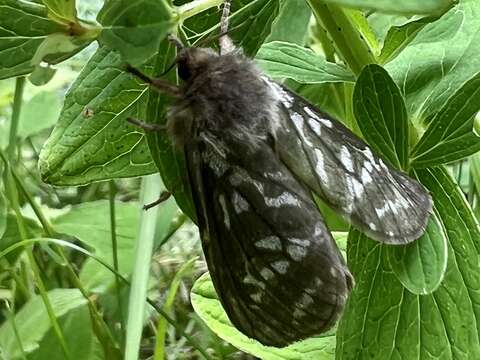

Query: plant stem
(307, 0), (376, 76)
(4, 78), (71, 359)
(109, 180), (125, 348)
(7, 77), (25, 161)
(176, 0), (223, 22)
(125, 174), (162, 360)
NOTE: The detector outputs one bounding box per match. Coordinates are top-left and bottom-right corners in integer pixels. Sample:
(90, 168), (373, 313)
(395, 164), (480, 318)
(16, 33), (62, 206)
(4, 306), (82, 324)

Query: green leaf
(183, 0), (281, 57)
(0, 289), (94, 359)
(379, 16), (435, 64)
(42, 0), (77, 24)
(336, 167), (480, 359)
(31, 33), (88, 67)
(265, 0), (311, 45)
(386, 1), (480, 121)
(0, 0), (64, 79)
(410, 72), (480, 168)
(191, 273), (336, 360)
(256, 41), (355, 84)
(0, 214), (41, 263)
(0, 190), (6, 238)
(18, 91), (62, 138)
(145, 39), (196, 220)
(317, 0), (451, 15)
(38, 46), (156, 186)
(28, 64), (57, 86)
(353, 64), (408, 169)
(97, 0), (174, 65)
(388, 210), (447, 294)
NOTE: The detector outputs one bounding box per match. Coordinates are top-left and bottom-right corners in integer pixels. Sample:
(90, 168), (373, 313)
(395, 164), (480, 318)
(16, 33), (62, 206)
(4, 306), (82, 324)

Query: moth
(126, 0), (432, 347)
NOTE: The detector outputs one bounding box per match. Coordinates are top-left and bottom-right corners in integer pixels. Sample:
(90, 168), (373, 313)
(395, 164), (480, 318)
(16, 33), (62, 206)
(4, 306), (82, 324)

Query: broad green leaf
(317, 0), (451, 15)
(410, 72), (480, 168)
(0, 0), (64, 79)
(191, 272), (336, 360)
(470, 152), (480, 195)
(265, 0), (311, 45)
(0, 289), (94, 359)
(256, 41), (355, 84)
(388, 210), (447, 294)
(42, 0), (77, 24)
(145, 39), (196, 220)
(52, 200), (139, 291)
(337, 167), (480, 359)
(379, 16), (435, 64)
(97, 0), (173, 65)
(18, 91), (62, 138)
(353, 64), (408, 169)
(386, 0), (480, 122)
(38, 46), (156, 186)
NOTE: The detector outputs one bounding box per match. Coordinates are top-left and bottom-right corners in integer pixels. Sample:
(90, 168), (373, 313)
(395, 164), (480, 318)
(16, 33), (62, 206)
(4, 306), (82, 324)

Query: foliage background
(1, 0), (480, 359)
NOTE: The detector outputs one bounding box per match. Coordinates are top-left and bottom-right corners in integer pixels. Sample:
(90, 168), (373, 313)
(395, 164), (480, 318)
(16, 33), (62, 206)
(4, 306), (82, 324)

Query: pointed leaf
(256, 41), (355, 84)
(353, 64), (408, 169)
(411, 72), (480, 168)
(38, 46), (156, 186)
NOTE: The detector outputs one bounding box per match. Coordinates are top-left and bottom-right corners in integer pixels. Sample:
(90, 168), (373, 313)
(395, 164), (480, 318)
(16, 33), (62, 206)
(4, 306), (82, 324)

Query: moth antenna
(219, 0), (234, 54)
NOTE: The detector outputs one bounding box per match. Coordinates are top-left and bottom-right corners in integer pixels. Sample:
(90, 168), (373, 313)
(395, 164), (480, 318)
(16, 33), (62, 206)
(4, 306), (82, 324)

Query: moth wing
(267, 81), (432, 244)
(186, 135), (352, 346)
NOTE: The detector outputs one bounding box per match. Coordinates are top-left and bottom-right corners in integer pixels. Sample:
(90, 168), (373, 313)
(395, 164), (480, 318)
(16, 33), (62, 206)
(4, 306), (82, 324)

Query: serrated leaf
(410, 72), (480, 168)
(386, 1), (480, 121)
(256, 41), (355, 84)
(0, 289), (93, 359)
(388, 210), (447, 295)
(38, 46), (156, 186)
(0, 0), (64, 79)
(336, 167), (480, 359)
(353, 64), (408, 169)
(191, 273), (336, 360)
(97, 0), (173, 65)
(317, 0), (451, 15)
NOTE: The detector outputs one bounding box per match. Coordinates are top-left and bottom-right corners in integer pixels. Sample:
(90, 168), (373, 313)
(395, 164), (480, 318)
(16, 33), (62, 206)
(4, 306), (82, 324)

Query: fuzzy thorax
(168, 46), (279, 153)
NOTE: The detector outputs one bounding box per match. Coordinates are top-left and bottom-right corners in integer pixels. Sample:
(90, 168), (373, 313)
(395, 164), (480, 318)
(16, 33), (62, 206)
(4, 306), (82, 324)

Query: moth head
(176, 47), (218, 81)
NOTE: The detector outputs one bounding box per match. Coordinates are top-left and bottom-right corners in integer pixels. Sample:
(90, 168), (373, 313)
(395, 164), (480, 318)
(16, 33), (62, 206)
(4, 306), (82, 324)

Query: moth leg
(143, 191), (172, 211)
(167, 33), (184, 50)
(125, 65), (181, 97)
(127, 117), (167, 132)
(219, 0), (235, 55)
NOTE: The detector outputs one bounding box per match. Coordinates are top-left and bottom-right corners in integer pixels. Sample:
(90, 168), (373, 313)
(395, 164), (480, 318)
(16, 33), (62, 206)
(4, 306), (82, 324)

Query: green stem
(4, 78), (71, 359)
(176, 0), (223, 22)
(7, 77), (25, 161)
(109, 180), (124, 348)
(307, 0), (376, 75)
(4, 304), (28, 360)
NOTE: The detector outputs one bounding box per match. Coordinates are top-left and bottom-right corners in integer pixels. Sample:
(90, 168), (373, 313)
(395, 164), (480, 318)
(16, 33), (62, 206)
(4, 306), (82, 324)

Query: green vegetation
(1, 0), (479, 359)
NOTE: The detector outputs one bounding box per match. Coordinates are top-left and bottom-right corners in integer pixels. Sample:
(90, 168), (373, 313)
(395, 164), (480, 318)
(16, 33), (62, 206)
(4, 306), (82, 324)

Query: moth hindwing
(125, 0), (432, 348)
